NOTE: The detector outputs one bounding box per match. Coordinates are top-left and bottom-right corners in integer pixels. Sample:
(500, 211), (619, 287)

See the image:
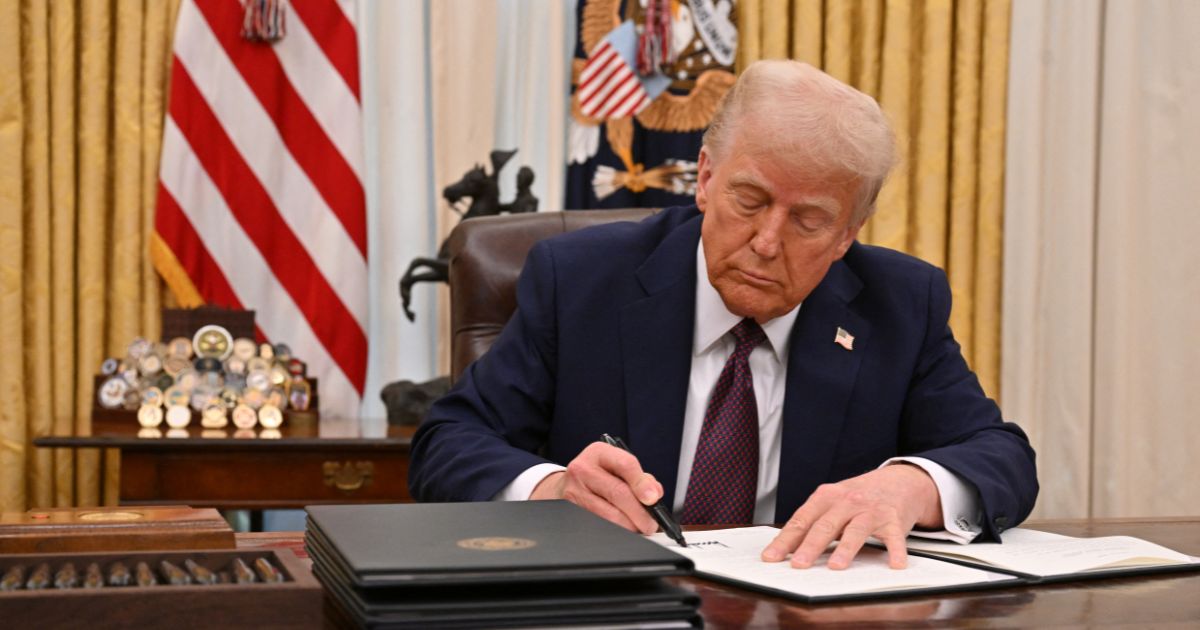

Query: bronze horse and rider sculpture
(398, 149), (537, 321)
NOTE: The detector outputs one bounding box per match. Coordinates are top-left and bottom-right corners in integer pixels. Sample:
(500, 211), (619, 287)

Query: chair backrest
(446, 208), (660, 381)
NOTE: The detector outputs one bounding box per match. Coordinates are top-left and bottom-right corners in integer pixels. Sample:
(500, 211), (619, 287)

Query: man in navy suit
(410, 60), (1037, 569)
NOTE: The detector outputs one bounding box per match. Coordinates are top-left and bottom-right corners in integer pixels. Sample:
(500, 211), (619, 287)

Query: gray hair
(702, 60), (896, 224)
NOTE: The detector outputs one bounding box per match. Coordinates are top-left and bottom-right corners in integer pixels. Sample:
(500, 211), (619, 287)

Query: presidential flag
(567, 0), (738, 210)
(152, 0), (367, 419)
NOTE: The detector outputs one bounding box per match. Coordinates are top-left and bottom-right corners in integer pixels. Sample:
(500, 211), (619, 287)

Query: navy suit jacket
(409, 206), (1038, 540)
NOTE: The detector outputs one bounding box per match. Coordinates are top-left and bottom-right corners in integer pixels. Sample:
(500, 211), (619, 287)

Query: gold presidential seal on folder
(456, 537), (538, 551)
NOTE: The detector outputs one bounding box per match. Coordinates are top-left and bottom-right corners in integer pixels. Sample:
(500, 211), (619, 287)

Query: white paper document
(648, 526), (1016, 601)
(904, 527), (1199, 577)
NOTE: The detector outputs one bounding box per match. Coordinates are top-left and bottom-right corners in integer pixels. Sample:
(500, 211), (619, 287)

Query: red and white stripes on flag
(577, 39), (652, 120)
(153, 0), (367, 420)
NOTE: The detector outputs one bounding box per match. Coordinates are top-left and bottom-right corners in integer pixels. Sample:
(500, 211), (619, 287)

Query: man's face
(695, 134), (864, 323)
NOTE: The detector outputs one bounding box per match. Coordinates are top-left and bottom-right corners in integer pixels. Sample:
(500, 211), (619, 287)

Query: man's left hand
(761, 464), (942, 570)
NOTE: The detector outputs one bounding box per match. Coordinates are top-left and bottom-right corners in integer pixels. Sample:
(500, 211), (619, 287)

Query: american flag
(834, 327), (855, 351)
(578, 40), (652, 119)
(152, 0), (366, 419)
(578, 20), (668, 120)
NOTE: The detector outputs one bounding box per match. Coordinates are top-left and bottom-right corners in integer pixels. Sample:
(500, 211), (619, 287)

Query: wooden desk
(237, 518), (1200, 628)
(34, 420), (415, 511)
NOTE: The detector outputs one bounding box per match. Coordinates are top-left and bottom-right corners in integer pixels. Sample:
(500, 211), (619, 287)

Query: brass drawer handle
(323, 461), (374, 493)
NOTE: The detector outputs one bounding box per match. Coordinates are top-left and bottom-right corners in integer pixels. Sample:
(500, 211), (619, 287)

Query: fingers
(630, 473), (664, 506)
(826, 513), (873, 570)
(761, 485), (836, 563)
(594, 445), (662, 504)
(762, 513), (811, 562)
(762, 479), (918, 570)
(577, 468), (659, 534)
(562, 443), (660, 534)
(791, 507), (854, 568)
(561, 482), (640, 532)
(878, 528), (909, 569)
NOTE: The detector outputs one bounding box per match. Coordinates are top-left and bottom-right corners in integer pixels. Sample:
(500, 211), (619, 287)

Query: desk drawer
(120, 449), (411, 509)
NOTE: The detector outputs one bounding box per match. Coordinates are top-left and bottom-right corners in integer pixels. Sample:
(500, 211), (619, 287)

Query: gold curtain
(738, 0), (1009, 398)
(0, 0), (180, 512)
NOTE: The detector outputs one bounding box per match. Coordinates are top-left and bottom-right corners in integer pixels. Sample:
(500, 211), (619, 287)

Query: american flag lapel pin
(834, 327), (855, 351)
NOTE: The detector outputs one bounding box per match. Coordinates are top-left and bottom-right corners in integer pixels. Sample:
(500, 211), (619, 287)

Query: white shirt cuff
(883, 456), (982, 544)
(491, 463), (567, 501)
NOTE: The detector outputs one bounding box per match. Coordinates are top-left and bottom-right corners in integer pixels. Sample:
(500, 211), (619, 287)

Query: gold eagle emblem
(456, 537), (539, 551)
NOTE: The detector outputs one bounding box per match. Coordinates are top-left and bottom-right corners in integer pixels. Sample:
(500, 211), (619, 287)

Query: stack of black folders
(305, 501), (700, 629)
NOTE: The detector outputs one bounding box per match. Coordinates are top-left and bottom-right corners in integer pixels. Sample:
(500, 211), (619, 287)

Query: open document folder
(649, 526), (1200, 603)
(904, 527), (1200, 582)
(649, 527), (1020, 603)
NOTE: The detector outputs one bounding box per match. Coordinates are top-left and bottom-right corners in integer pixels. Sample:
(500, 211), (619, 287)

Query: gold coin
(165, 404), (192, 429)
(224, 356), (247, 375)
(176, 368), (199, 392)
(163, 354), (190, 377)
(201, 404), (228, 429)
(232, 338), (257, 362)
(265, 386), (286, 409)
(164, 385), (189, 408)
(138, 353), (163, 376)
(137, 404), (164, 428)
(126, 337), (152, 361)
(97, 377), (128, 409)
(219, 387), (240, 409)
(258, 404), (283, 429)
(246, 357), (271, 374)
(232, 404), (258, 429)
(245, 369), (271, 393)
(269, 364), (289, 387)
(140, 386), (164, 408)
(192, 325), (233, 360)
(243, 388), (266, 410)
(168, 336), (194, 359)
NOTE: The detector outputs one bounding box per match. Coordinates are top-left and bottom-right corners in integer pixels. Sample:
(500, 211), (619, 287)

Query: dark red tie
(680, 318), (767, 525)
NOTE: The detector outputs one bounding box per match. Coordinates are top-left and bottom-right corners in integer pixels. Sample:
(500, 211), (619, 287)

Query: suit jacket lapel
(775, 258), (870, 523)
(620, 215), (702, 508)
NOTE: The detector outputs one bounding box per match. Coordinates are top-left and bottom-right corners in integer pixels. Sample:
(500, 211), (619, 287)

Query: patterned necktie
(680, 318), (767, 525)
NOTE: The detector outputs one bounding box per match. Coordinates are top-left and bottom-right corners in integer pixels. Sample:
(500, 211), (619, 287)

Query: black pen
(601, 433), (688, 548)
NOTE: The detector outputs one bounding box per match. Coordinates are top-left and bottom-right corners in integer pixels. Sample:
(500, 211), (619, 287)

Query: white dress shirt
(497, 241), (982, 544)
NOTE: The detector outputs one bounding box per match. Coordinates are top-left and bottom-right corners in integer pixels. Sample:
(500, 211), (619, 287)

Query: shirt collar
(693, 241), (799, 363)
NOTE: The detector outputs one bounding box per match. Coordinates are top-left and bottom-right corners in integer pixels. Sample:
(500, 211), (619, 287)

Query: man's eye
(793, 212), (832, 232)
(736, 196), (766, 209)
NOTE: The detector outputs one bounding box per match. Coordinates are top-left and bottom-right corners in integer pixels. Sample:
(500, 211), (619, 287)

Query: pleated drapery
(0, 0), (179, 512)
(737, 0), (1009, 398)
(0, 0), (1011, 512)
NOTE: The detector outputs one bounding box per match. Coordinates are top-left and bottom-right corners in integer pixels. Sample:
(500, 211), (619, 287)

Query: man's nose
(749, 208), (786, 259)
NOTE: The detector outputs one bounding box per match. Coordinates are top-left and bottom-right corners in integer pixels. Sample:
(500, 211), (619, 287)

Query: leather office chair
(445, 208), (660, 381)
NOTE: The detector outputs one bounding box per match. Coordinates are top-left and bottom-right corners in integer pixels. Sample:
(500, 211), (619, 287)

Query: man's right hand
(529, 442), (663, 535)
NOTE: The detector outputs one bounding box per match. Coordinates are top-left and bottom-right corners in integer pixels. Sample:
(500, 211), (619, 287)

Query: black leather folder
(305, 501), (693, 588)
(312, 560), (700, 629)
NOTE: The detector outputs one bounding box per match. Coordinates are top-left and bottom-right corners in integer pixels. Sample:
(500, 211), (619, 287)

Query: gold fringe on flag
(150, 233), (205, 308)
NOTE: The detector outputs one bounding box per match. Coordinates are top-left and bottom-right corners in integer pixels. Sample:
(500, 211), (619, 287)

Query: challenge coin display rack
(93, 308), (318, 433)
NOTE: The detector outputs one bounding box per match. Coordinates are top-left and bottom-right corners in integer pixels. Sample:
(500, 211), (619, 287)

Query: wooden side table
(34, 419), (415, 511)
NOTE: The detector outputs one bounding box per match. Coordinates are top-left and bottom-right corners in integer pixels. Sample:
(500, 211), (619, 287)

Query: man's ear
(695, 146), (712, 213)
(835, 218), (865, 259)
